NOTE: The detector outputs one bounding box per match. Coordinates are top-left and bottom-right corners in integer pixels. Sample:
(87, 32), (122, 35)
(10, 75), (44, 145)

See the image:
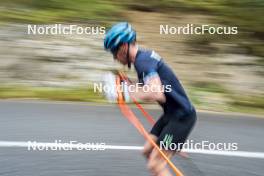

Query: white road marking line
(0, 141), (143, 150)
(183, 149), (264, 159)
(1, 141), (264, 159)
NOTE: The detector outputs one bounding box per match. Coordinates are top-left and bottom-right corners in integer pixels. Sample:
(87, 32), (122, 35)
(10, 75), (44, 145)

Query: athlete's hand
(120, 80), (131, 102)
(102, 72), (118, 102)
(102, 72), (131, 103)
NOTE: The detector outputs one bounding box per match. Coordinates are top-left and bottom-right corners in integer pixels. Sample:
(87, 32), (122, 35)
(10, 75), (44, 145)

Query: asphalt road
(0, 100), (263, 176)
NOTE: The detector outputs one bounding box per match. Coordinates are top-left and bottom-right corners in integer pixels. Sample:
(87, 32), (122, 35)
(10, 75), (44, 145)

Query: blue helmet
(104, 22), (136, 54)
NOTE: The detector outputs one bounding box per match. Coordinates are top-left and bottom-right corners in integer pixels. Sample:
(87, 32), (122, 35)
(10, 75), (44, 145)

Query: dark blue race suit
(134, 48), (197, 150)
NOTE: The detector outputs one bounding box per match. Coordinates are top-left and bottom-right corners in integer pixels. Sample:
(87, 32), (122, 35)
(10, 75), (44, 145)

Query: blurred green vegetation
(231, 94), (264, 109)
(0, 84), (262, 115)
(0, 85), (104, 102)
(0, 0), (120, 23)
(187, 82), (264, 115)
(0, 0), (263, 56)
(127, 0), (264, 32)
(190, 81), (228, 94)
(1, 0), (263, 31)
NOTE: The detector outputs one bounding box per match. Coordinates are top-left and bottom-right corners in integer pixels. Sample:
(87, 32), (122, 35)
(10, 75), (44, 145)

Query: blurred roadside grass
(231, 95), (264, 110)
(0, 84), (263, 115)
(187, 81), (264, 115)
(0, 85), (105, 102)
